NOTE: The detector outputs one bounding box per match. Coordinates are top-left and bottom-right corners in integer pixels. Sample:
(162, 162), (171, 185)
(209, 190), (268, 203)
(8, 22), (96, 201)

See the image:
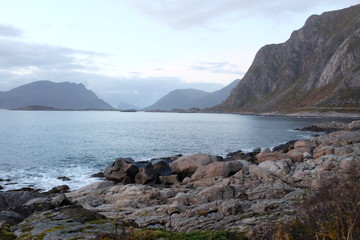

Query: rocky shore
(1, 120), (360, 239)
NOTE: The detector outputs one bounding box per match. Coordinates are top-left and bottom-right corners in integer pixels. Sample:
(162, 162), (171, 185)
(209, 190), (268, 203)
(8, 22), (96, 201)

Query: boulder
(0, 210), (24, 224)
(198, 185), (235, 201)
(91, 172), (105, 178)
(104, 158), (139, 183)
(135, 165), (159, 184)
(159, 175), (179, 185)
(294, 139), (317, 149)
(313, 146), (334, 159)
(287, 147), (312, 162)
(166, 201), (186, 215)
(272, 140), (296, 153)
(0, 190), (43, 211)
(248, 165), (275, 183)
(345, 120), (360, 131)
(170, 153), (218, 176)
(191, 161), (243, 181)
(151, 159), (173, 176)
(255, 149), (290, 163)
(218, 199), (242, 216)
(258, 159), (293, 183)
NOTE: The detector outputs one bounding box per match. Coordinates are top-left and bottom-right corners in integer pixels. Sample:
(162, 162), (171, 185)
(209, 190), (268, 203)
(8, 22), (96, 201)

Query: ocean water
(0, 110), (343, 191)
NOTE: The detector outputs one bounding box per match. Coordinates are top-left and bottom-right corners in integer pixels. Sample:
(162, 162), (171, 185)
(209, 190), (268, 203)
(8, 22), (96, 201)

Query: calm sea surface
(0, 110), (348, 191)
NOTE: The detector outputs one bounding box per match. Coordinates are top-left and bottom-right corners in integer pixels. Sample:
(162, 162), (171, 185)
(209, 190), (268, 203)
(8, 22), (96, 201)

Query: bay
(0, 110), (344, 191)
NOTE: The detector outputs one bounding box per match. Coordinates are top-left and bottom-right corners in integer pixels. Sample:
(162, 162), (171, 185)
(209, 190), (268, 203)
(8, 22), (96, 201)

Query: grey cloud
(0, 38), (105, 71)
(127, 0), (359, 29)
(0, 24), (23, 37)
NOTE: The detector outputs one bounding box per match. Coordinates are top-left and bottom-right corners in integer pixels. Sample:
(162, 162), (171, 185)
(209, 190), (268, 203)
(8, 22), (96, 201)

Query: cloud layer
(0, 24), (23, 37)
(128, 0), (359, 29)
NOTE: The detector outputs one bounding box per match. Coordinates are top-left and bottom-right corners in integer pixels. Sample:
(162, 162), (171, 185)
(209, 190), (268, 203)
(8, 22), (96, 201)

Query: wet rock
(272, 140), (296, 153)
(104, 158), (139, 183)
(45, 185), (70, 194)
(57, 176), (71, 181)
(297, 122), (348, 133)
(91, 172), (105, 178)
(151, 159), (173, 176)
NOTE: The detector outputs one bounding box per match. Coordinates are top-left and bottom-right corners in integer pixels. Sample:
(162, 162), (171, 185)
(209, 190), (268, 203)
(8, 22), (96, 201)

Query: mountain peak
(0, 80), (113, 110)
(215, 4), (360, 113)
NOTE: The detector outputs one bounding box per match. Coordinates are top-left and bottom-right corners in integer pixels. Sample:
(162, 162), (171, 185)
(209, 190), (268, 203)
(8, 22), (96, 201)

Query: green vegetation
(0, 224), (16, 240)
(271, 165), (360, 240)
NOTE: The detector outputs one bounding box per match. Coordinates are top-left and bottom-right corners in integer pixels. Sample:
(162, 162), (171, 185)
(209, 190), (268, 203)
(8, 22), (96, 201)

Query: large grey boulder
(104, 158), (139, 183)
(170, 153), (219, 177)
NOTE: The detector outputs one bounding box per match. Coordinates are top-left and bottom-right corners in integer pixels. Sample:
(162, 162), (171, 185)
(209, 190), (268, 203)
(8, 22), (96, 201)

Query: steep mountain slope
(193, 79), (240, 109)
(217, 4), (360, 113)
(144, 89), (209, 111)
(0, 80), (113, 110)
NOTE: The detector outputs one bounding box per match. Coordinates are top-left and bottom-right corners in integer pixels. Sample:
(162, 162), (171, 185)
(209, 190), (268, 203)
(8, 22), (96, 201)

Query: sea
(0, 110), (351, 191)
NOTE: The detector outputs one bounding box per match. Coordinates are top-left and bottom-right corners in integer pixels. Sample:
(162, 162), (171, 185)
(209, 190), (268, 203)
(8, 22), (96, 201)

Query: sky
(0, 0), (359, 107)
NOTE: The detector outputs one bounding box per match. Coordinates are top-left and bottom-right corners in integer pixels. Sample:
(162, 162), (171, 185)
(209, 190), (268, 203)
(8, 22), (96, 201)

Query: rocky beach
(1, 120), (360, 239)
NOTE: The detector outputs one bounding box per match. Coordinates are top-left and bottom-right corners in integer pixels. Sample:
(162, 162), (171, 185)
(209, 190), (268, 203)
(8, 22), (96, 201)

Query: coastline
(1, 120), (360, 239)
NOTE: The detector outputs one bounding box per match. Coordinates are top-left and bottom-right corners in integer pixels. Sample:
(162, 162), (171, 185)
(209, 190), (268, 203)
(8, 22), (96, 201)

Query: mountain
(144, 89), (209, 111)
(0, 80), (113, 110)
(193, 79), (240, 109)
(216, 4), (360, 113)
(117, 102), (140, 110)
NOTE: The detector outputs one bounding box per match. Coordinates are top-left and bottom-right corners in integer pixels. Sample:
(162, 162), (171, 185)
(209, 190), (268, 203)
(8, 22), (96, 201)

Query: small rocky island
(1, 120), (360, 239)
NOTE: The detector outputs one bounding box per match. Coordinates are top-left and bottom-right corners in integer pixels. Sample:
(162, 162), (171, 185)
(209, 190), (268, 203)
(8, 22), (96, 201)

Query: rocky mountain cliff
(216, 4), (360, 113)
(0, 80), (113, 110)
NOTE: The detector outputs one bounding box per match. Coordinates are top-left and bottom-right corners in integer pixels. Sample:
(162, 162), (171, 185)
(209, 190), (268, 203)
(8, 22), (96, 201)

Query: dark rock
(91, 172), (105, 178)
(133, 160), (150, 169)
(272, 140), (297, 153)
(135, 165), (159, 184)
(0, 210), (24, 224)
(0, 190), (43, 211)
(0, 178), (11, 182)
(152, 160), (173, 176)
(57, 176), (71, 181)
(104, 158), (139, 183)
(252, 147), (261, 154)
(227, 150), (257, 162)
(44, 185), (70, 194)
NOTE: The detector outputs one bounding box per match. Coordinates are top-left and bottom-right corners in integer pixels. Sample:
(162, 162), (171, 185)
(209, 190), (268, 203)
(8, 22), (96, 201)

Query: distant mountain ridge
(0, 80), (113, 110)
(215, 4), (360, 113)
(144, 89), (209, 111)
(144, 79), (240, 111)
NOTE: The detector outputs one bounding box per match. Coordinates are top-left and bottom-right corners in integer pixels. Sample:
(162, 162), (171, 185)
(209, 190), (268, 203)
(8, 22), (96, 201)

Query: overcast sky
(0, 0), (358, 107)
